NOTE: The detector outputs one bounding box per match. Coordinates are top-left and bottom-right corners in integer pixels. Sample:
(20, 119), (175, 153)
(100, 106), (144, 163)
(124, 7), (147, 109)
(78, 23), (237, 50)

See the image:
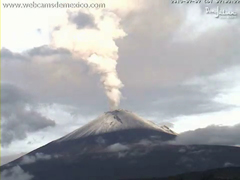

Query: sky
(1, 0), (240, 163)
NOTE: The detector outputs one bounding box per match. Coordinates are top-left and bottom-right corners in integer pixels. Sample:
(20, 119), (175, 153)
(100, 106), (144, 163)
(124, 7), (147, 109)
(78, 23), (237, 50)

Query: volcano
(2, 110), (240, 180)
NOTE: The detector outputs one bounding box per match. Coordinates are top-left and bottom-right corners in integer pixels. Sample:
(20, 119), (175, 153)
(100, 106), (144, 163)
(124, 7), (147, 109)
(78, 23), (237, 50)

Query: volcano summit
(2, 110), (240, 180)
(58, 109), (177, 142)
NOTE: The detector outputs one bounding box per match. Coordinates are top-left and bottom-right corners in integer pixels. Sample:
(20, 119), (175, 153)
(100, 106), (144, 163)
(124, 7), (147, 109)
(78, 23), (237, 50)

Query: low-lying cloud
(173, 123), (240, 146)
(20, 153), (52, 165)
(107, 143), (129, 152)
(1, 166), (33, 180)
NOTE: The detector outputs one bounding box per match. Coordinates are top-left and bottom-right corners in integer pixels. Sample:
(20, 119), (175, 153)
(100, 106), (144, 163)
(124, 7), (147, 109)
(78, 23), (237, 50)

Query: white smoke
(50, 7), (126, 109)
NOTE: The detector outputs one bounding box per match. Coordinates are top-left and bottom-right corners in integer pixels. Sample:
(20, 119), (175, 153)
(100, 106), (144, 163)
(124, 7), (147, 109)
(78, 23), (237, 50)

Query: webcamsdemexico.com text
(2, 1), (106, 9)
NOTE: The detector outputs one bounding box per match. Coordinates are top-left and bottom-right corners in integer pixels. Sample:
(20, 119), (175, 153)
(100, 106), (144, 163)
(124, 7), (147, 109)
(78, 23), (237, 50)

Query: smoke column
(50, 9), (126, 109)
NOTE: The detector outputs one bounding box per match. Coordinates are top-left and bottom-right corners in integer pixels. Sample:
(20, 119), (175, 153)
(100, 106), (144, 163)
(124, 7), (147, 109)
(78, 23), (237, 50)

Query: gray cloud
(174, 123), (240, 145)
(117, 2), (240, 83)
(1, 166), (33, 180)
(118, 10), (240, 89)
(123, 81), (232, 118)
(26, 45), (71, 57)
(68, 11), (96, 29)
(1, 48), (28, 61)
(1, 45), (108, 115)
(115, 2), (240, 117)
(1, 83), (56, 147)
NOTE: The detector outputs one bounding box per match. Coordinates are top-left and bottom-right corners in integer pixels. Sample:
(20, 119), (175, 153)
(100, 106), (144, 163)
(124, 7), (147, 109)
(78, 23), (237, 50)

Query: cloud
(1, 83), (56, 147)
(137, 139), (153, 146)
(179, 148), (187, 153)
(26, 45), (71, 57)
(1, 46), (107, 114)
(176, 156), (193, 169)
(68, 11), (96, 29)
(95, 136), (106, 145)
(107, 143), (129, 152)
(118, 152), (128, 158)
(116, 2), (240, 100)
(1, 166), (33, 180)
(173, 123), (240, 145)
(153, 83), (230, 116)
(224, 162), (238, 167)
(20, 153), (52, 165)
(1, 48), (28, 61)
(124, 78), (232, 118)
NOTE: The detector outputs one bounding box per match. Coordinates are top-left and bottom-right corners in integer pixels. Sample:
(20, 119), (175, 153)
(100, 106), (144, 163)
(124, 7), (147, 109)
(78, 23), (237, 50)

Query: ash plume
(50, 9), (126, 109)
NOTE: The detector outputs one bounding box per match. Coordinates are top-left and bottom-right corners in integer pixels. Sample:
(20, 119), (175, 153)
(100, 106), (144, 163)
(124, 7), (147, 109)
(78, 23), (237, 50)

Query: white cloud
(20, 156), (36, 165)
(1, 166), (33, 180)
(107, 143), (129, 152)
(20, 153), (52, 165)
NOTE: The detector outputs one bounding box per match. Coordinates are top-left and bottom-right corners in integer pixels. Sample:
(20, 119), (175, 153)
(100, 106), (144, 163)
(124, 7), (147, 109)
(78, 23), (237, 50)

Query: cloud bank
(174, 123), (240, 146)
